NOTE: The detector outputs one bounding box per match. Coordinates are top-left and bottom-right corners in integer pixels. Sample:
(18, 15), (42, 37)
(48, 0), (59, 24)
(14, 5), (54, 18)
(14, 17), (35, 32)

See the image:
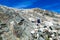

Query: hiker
(36, 18), (41, 26)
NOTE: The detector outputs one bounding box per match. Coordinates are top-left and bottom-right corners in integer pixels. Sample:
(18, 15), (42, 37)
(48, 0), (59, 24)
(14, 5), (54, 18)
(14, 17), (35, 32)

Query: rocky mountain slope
(0, 6), (60, 40)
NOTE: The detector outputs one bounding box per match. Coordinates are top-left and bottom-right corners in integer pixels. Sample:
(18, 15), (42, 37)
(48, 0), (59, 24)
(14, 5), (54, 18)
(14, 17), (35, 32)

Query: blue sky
(0, 0), (60, 13)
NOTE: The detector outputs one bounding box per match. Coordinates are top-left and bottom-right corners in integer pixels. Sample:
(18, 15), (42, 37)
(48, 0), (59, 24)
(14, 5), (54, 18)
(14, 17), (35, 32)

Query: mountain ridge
(0, 5), (60, 40)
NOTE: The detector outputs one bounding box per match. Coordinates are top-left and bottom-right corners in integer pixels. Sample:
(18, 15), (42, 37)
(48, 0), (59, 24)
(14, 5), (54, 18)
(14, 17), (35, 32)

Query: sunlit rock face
(0, 6), (60, 40)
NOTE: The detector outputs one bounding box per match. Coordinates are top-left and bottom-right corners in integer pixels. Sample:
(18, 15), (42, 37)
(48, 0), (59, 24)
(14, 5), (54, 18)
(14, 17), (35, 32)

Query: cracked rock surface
(0, 6), (60, 40)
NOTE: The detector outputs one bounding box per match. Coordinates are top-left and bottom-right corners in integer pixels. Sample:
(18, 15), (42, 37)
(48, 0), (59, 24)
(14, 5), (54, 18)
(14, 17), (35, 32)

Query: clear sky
(0, 0), (60, 13)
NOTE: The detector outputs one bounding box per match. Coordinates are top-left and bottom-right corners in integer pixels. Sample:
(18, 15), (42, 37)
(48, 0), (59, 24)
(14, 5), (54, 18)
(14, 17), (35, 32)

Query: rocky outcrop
(0, 6), (60, 40)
